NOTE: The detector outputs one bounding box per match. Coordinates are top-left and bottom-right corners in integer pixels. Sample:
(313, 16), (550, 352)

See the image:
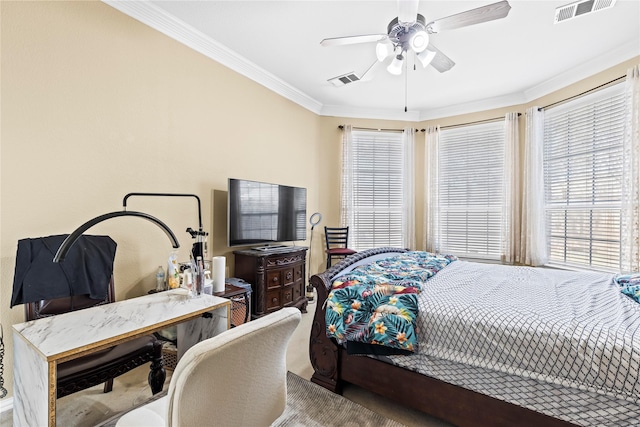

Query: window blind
(349, 130), (405, 250)
(543, 83), (625, 271)
(438, 121), (505, 259)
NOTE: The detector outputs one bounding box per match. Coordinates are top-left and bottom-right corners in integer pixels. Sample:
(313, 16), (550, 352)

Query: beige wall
(1, 1), (322, 399)
(0, 0), (637, 402)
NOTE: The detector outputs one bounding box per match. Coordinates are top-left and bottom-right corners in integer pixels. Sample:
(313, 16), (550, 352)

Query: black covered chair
(324, 226), (357, 269)
(25, 276), (166, 398)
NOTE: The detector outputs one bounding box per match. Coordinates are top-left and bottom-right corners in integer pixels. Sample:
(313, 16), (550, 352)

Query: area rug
(95, 371), (406, 427)
(273, 372), (406, 426)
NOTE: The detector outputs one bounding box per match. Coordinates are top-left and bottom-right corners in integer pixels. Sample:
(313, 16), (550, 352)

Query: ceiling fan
(321, 0), (511, 85)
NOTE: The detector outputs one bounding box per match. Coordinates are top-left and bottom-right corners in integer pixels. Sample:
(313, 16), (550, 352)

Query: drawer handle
(272, 277), (279, 283)
(285, 292), (291, 299)
(272, 297), (278, 303)
(286, 272), (293, 280)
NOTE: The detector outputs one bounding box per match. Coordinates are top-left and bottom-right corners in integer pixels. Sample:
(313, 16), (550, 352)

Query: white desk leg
(177, 304), (229, 360)
(13, 332), (53, 427)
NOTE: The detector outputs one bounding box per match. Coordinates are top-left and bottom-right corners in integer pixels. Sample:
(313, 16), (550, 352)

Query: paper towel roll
(212, 256), (226, 293)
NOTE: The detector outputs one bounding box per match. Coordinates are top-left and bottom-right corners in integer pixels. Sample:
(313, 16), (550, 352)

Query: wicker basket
(230, 295), (249, 327)
(161, 342), (178, 370)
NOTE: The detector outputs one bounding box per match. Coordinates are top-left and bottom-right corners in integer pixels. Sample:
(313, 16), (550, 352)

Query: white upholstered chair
(116, 307), (301, 427)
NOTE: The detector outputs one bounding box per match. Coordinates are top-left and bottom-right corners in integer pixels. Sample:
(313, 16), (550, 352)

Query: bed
(308, 247), (640, 427)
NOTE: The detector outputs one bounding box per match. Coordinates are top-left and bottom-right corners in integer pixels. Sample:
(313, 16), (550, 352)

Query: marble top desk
(12, 289), (231, 427)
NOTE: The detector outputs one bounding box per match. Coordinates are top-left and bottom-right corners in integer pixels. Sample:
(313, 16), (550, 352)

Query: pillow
(621, 285), (640, 303)
(615, 273), (640, 304)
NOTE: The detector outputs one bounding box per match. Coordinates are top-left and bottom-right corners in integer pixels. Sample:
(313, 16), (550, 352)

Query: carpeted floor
(95, 372), (406, 427)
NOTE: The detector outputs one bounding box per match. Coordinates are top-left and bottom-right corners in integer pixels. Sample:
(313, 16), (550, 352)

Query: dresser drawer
(266, 252), (304, 268)
(292, 282), (303, 301)
(294, 264), (303, 282)
(266, 270), (281, 290)
(267, 289), (281, 311)
(268, 287), (295, 312)
(281, 285), (294, 305)
(282, 268), (295, 286)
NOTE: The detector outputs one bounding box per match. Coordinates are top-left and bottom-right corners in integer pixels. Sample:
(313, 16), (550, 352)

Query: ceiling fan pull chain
(404, 59), (408, 112)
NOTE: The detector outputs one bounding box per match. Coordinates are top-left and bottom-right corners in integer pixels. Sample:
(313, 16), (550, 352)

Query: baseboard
(0, 397), (14, 418)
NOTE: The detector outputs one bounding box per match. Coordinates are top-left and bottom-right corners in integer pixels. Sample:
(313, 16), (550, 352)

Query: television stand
(234, 246), (308, 318)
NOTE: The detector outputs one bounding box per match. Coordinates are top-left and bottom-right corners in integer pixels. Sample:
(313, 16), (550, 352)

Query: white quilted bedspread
(411, 261), (640, 402)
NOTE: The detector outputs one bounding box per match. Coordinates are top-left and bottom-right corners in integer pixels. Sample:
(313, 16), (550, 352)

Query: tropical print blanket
(325, 251), (457, 353)
(615, 272), (640, 303)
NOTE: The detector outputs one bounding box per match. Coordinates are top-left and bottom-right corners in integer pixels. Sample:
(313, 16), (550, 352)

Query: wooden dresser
(233, 247), (308, 318)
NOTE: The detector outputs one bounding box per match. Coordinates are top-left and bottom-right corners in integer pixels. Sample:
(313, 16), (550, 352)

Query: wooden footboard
(308, 247), (578, 427)
(308, 270), (341, 392)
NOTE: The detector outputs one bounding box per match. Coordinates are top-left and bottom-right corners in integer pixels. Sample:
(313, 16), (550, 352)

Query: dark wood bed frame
(308, 247), (578, 427)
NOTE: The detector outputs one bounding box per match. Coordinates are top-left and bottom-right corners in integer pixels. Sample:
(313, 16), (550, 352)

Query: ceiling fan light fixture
(409, 30), (429, 53)
(376, 40), (394, 62)
(417, 47), (437, 67)
(387, 54), (404, 75)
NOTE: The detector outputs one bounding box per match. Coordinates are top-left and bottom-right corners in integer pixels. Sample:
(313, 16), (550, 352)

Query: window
(543, 84), (625, 271)
(342, 129), (410, 250)
(438, 121), (505, 260)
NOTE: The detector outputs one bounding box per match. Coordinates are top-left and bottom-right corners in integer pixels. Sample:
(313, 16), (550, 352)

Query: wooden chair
(25, 276), (166, 398)
(324, 226), (357, 269)
(115, 308), (301, 427)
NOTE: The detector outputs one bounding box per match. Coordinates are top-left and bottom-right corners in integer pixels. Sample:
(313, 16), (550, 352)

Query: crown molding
(418, 92), (528, 121)
(320, 105), (421, 122)
(418, 40), (638, 121)
(103, 0), (323, 115)
(523, 39), (639, 102)
(103, 1), (638, 123)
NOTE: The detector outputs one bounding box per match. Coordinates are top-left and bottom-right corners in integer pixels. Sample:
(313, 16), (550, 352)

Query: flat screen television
(227, 178), (307, 249)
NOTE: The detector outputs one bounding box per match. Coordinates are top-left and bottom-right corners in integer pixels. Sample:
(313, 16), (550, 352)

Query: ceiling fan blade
(320, 34), (388, 47)
(427, 44), (455, 73)
(427, 0), (511, 33)
(397, 0), (420, 24)
(360, 60), (385, 82)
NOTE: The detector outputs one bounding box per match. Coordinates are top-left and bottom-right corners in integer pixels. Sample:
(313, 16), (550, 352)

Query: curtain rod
(439, 113), (521, 130)
(338, 125), (418, 133)
(339, 113), (522, 133)
(539, 75), (625, 111)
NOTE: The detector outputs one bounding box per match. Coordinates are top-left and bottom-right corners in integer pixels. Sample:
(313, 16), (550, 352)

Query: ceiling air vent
(328, 72), (361, 87)
(554, 0), (617, 23)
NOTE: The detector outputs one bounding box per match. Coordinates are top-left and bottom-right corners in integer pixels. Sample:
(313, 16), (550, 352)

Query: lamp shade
(410, 30), (429, 53)
(375, 40), (394, 62)
(417, 48), (437, 68)
(387, 54), (404, 75)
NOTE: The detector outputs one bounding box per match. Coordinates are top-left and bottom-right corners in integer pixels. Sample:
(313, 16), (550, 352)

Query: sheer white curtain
(520, 107), (548, 266)
(403, 127), (416, 250)
(340, 125), (354, 228)
(424, 126), (440, 253)
(621, 65), (640, 272)
(502, 112), (520, 264)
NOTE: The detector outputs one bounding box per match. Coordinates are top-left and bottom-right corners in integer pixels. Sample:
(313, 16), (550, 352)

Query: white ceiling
(106, 0), (640, 121)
